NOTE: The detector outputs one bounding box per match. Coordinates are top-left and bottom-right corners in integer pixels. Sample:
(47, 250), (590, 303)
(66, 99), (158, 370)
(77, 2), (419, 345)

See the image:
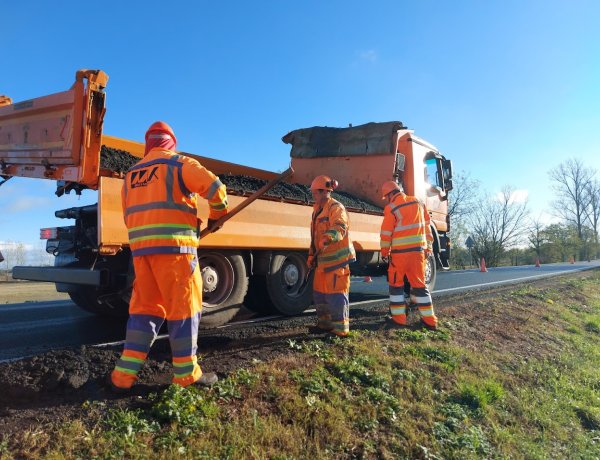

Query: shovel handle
(200, 166), (294, 239)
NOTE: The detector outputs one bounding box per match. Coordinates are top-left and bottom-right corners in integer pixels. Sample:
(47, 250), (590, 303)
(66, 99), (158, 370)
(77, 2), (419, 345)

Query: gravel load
(99, 146), (382, 213)
(99, 146), (140, 174)
(218, 174), (383, 213)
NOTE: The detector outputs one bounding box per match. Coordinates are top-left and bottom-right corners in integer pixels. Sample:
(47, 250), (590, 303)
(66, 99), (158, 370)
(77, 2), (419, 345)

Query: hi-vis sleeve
(380, 204), (395, 257)
(181, 157), (228, 220)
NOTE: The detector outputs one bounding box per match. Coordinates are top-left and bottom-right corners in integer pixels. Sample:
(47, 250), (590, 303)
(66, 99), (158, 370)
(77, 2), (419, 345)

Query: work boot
(420, 317), (438, 331)
(389, 314), (407, 326)
(106, 374), (130, 394)
(194, 372), (218, 387)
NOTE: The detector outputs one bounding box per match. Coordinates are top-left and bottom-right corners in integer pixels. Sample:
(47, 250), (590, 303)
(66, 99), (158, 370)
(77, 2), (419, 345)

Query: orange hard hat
(381, 180), (402, 199)
(310, 175), (338, 191)
(145, 121), (177, 145)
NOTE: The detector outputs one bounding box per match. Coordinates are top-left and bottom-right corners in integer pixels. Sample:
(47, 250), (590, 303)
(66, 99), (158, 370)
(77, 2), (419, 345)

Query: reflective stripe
(205, 178), (224, 201)
(381, 230), (393, 236)
(325, 229), (341, 241)
(418, 307), (434, 316)
(132, 246), (197, 257)
(130, 157), (181, 170)
(391, 247), (424, 254)
(129, 234), (197, 245)
(390, 200), (419, 213)
(389, 294), (405, 303)
(114, 366), (139, 375)
(124, 201), (198, 217)
(128, 224), (196, 240)
(394, 222), (423, 232)
(210, 201), (227, 210)
(323, 258), (355, 273)
(391, 235), (427, 246)
(390, 305), (406, 315)
(319, 246), (355, 263)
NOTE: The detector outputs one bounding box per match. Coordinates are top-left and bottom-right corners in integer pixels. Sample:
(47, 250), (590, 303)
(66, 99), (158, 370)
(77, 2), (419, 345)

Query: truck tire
(68, 287), (129, 318)
(265, 251), (313, 315)
(198, 250), (248, 328)
(425, 252), (437, 291)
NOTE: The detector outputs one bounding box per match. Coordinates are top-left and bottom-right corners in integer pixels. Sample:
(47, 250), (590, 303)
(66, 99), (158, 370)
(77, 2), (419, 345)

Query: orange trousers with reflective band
(111, 253), (204, 390)
(313, 266), (350, 335)
(387, 251), (437, 327)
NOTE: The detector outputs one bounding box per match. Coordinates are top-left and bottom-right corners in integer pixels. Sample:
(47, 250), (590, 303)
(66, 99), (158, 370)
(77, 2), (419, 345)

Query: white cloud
(359, 50), (378, 62)
(5, 196), (53, 212)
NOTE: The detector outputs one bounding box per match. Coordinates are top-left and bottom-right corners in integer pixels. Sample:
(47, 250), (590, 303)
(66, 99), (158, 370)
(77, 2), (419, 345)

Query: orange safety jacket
(380, 192), (433, 257)
(122, 148), (228, 257)
(310, 197), (356, 271)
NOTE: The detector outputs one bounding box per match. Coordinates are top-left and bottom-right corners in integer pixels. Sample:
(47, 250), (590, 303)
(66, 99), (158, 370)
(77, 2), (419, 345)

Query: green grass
(3, 272), (600, 459)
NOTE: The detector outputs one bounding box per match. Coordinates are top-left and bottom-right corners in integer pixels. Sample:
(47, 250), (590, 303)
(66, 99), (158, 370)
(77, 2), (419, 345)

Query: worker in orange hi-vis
(380, 180), (438, 330)
(110, 121), (228, 393)
(307, 175), (356, 337)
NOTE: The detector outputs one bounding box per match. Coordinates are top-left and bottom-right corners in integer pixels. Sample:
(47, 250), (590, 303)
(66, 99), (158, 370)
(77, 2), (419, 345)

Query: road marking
(434, 267), (590, 293)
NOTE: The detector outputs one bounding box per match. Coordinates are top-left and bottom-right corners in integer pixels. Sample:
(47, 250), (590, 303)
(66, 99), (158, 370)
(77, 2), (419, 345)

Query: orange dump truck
(0, 70), (453, 327)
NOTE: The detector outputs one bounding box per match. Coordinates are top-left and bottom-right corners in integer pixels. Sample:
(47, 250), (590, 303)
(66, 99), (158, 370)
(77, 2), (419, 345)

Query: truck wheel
(198, 251), (248, 328)
(265, 252), (313, 315)
(425, 253), (437, 291)
(68, 287), (129, 318)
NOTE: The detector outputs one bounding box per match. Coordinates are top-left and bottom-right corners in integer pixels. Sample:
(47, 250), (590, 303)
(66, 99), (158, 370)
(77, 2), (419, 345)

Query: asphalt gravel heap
(99, 146), (382, 213)
(100, 146), (140, 174)
(217, 174), (382, 213)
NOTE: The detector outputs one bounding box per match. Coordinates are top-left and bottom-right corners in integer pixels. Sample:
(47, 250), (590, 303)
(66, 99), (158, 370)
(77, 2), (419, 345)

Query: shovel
(199, 166), (294, 238)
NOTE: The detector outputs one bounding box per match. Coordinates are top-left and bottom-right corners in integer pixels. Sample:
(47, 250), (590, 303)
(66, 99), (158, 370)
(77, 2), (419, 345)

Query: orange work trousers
(313, 265), (350, 335)
(388, 251), (436, 326)
(111, 253), (204, 389)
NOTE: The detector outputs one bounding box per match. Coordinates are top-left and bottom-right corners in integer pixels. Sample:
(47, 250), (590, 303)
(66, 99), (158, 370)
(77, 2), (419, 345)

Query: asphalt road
(1, 260), (598, 361)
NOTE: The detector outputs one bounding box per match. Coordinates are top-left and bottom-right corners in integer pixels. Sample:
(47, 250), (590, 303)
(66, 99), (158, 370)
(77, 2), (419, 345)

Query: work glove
(425, 242), (433, 257)
(381, 255), (389, 264)
(317, 235), (331, 251)
(306, 255), (316, 269)
(207, 218), (223, 231)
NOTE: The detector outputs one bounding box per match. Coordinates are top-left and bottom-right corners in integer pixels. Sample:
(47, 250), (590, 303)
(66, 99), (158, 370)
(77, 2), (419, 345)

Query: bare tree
(583, 178), (600, 249)
(549, 158), (594, 240)
(468, 186), (529, 266)
(527, 216), (547, 260)
(0, 242), (27, 279)
(447, 170), (481, 222)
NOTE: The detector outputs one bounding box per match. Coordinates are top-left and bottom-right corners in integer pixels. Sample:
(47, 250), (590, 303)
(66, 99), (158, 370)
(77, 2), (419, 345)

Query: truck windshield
(425, 158), (440, 188)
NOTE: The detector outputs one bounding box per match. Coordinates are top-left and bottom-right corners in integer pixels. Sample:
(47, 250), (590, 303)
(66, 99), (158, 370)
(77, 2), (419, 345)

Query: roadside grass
(3, 272), (600, 459)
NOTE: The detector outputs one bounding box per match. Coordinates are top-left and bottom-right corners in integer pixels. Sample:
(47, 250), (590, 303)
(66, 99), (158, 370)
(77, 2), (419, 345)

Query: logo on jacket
(130, 167), (159, 188)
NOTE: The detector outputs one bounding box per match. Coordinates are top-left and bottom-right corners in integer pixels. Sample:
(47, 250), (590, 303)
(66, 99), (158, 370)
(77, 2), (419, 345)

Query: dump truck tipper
(0, 70), (453, 327)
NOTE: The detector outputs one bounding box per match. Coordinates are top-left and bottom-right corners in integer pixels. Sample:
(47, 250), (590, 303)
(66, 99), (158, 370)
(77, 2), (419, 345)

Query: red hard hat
(145, 121), (177, 145)
(310, 175), (338, 191)
(381, 180), (402, 199)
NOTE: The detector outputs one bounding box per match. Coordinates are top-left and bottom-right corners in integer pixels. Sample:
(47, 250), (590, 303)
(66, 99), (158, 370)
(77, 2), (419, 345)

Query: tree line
(449, 158), (599, 268)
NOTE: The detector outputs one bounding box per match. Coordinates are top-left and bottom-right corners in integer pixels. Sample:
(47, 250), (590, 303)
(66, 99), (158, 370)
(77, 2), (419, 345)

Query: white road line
(434, 267), (588, 294)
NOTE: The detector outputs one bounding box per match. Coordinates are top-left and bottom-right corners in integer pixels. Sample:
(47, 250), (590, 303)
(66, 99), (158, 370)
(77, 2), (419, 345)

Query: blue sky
(1, 0), (599, 255)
